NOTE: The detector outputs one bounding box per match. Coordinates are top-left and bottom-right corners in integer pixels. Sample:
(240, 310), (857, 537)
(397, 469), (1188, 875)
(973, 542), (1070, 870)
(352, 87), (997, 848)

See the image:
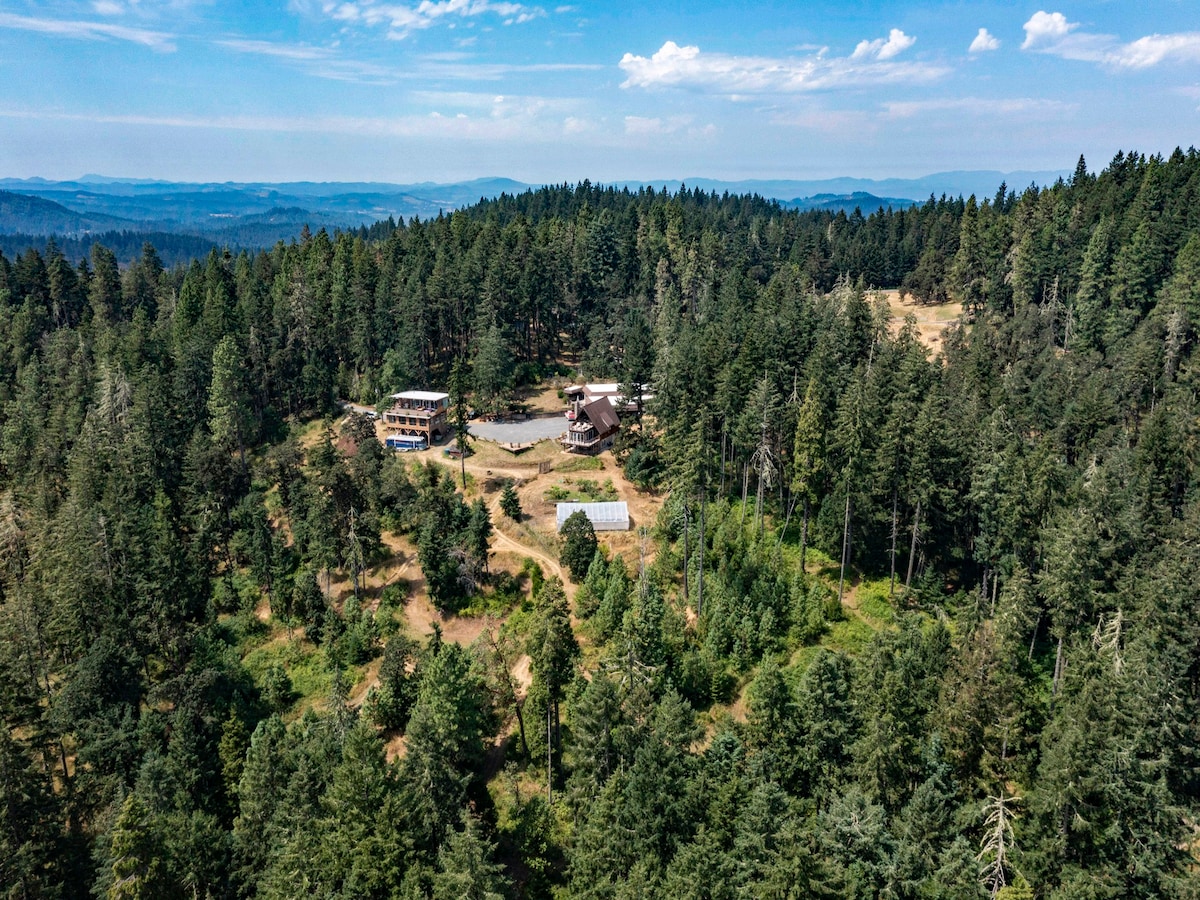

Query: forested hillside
(2, 149), (1200, 899)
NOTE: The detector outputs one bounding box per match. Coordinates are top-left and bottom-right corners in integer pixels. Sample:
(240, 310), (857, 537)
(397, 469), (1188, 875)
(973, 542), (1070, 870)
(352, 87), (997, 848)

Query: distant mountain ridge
(0, 190), (136, 235)
(783, 192), (918, 214)
(0, 169), (1069, 261)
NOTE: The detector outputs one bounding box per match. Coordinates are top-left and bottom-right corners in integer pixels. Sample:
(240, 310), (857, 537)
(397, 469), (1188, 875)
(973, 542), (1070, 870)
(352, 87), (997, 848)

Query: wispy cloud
(623, 114), (714, 138)
(768, 106), (875, 135)
(969, 28), (1000, 54)
(215, 36), (598, 84)
(217, 38), (335, 61)
(1022, 10), (1200, 68)
(882, 96), (1073, 119)
(0, 100), (582, 141)
(420, 58), (601, 78)
(321, 0), (546, 40)
(0, 11), (175, 50)
(215, 37), (401, 83)
(619, 36), (946, 95)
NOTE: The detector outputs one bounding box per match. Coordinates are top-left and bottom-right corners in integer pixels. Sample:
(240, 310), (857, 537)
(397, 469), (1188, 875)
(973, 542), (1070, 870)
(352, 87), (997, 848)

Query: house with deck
(561, 396), (620, 454)
(383, 390), (449, 446)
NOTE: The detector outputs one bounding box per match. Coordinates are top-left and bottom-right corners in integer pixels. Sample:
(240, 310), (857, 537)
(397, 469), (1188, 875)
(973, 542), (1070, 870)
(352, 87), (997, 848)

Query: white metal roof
(390, 390), (449, 402)
(556, 501), (630, 530)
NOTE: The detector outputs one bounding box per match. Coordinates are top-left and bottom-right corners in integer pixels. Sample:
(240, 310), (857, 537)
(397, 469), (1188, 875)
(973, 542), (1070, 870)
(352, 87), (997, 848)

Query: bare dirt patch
(511, 654), (532, 699)
(384, 733), (407, 763)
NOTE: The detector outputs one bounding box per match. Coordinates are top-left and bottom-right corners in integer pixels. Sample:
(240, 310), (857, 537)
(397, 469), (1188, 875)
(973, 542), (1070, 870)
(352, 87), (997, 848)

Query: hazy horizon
(1, 1), (1197, 183)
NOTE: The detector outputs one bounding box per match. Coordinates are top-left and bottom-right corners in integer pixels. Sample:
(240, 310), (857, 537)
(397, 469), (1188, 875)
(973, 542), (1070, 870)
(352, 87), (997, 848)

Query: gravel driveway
(469, 415), (568, 444)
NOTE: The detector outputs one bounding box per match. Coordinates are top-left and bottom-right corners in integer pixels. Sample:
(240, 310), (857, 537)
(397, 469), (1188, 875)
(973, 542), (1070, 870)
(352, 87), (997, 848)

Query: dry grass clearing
(878, 288), (963, 352)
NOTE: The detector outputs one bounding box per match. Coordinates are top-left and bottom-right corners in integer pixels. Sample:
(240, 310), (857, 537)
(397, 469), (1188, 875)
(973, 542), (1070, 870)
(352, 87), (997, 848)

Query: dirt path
(375, 532), (491, 646)
(485, 487), (576, 601)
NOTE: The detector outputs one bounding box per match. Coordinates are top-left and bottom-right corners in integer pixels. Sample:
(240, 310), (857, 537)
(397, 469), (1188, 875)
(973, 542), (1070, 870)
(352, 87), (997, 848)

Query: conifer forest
(4, 149), (1200, 899)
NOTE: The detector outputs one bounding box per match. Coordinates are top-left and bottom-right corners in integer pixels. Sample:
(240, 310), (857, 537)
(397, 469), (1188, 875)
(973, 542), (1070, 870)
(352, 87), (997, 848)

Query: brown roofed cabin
(383, 390), (449, 444)
(563, 382), (653, 415)
(562, 396), (619, 454)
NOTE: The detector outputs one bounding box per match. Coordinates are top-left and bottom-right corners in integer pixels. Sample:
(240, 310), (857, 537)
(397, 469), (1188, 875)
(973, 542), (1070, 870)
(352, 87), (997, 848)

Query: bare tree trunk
(1028, 613), (1040, 661)
(681, 507), (689, 605)
(837, 492), (852, 606)
(547, 702), (553, 805)
(1052, 635), (1064, 696)
(740, 464), (749, 530)
(755, 473), (764, 535)
(720, 427), (727, 495)
(905, 501), (921, 596)
(799, 497), (810, 573)
(554, 696), (561, 750)
(889, 487), (899, 596)
(514, 700), (530, 759)
(776, 495), (797, 555)
(697, 491), (705, 617)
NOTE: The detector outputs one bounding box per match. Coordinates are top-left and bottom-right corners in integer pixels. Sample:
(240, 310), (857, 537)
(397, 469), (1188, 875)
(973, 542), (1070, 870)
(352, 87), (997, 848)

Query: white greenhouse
(555, 501), (630, 532)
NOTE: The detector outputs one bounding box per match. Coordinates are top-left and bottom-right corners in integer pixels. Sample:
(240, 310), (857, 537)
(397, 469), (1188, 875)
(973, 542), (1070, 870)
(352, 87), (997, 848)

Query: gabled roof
(580, 396), (619, 433)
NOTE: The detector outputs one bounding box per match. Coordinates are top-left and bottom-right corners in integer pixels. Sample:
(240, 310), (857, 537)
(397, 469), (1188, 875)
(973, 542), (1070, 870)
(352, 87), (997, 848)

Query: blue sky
(0, 0), (1198, 183)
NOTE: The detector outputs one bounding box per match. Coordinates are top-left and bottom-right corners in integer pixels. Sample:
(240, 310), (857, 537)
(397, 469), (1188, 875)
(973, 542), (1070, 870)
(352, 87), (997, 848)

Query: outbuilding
(555, 501), (630, 532)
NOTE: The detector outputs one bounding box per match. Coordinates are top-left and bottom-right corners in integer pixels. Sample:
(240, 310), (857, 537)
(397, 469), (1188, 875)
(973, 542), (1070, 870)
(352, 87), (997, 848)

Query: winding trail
(486, 496), (575, 600)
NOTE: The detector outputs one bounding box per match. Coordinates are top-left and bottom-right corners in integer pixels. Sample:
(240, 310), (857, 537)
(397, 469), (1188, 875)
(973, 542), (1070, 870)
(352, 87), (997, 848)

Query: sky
(0, 1), (1198, 184)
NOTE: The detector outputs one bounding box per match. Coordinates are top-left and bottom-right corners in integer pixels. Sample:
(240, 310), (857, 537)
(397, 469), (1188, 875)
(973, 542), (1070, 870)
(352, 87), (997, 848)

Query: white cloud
(92, 1), (125, 14)
(319, 0), (546, 39)
(969, 28), (999, 54)
(0, 11), (175, 50)
(1114, 33), (1200, 68)
(852, 28), (914, 61)
(619, 38), (946, 95)
(1021, 11), (1074, 50)
(1021, 10), (1200, 68)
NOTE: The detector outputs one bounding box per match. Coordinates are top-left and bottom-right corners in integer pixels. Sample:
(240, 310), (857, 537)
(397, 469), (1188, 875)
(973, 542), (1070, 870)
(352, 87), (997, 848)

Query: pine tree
(499, 480), (522, 520)
(433, 814), (509, 900)
(791, 379), (825, 573)
(106, 793), (170, 900)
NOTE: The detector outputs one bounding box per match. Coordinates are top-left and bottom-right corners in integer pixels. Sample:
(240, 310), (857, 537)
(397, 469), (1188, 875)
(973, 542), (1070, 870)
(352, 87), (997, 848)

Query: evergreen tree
(500, 479), (522, 520)
(559, 510), (598, 583)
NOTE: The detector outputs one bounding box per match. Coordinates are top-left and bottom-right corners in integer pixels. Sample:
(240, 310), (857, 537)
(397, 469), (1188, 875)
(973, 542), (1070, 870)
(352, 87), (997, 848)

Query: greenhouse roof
(556, 501), (630, 531)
